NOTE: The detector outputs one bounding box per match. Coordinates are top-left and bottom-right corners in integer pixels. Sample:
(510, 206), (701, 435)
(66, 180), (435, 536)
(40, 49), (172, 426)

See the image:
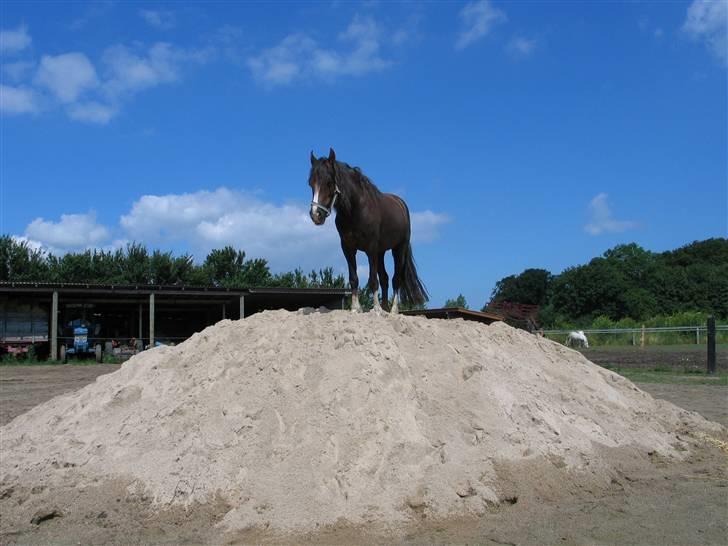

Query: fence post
(640, 324), (646, 348)
(696, 327), (700, 345)
(707, 316), (716, 374)
(149, 293), (155, 348)
(50, 291), (58, 361)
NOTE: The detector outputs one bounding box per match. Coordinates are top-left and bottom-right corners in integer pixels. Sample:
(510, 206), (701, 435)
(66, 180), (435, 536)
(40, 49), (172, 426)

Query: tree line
(485, 239), (728, 327)
(0, 236), (346, 289)
(4, 236), (726, 324)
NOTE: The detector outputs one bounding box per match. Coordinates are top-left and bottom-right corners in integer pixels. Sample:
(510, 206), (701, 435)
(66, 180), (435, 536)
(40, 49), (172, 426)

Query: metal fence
(542, 325), (728, 346)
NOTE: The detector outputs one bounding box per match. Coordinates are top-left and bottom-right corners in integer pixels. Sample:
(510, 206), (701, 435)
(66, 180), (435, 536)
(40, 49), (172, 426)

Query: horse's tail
(398, 241), (429, 306)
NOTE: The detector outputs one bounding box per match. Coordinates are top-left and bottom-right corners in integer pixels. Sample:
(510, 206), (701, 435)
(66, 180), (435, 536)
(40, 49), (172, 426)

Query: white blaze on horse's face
(310, 184), (325, 225)
(310, 185), (319, 217)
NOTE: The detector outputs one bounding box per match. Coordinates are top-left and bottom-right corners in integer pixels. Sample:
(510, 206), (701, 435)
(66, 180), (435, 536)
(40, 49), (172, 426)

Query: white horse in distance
(566, 330), (589, 348)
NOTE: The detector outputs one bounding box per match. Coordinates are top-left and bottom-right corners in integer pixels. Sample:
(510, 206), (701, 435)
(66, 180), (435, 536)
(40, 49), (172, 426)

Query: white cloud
(0, 84), (40, 114)
(139, 9), (176, 30)
(506, 36), (536, 59)
(248, 15), (393, 86)
(248, 34), (311, 85)
(102, 42), (211, 98)
(119, 187), (448, 273)
(13, 187), (448, 272)
(120, 187), (341, 271)
(335, 15), (391, 75)
(584, 193), (638, 235)
(683, 0), (728, 64)
(0, 24), (31, 54)
(34, 52), (99, 103)
(5, 41), (210, 123)
(411, 210), (450, 243)
(456, 0), (507, 50)
(24, 212), (111, 253)
(67, 101), (117, 124)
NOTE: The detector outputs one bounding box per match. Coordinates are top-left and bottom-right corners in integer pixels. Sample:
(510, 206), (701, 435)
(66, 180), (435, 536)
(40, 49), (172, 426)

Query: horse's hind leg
(391, 246), (403, 314)
(377, 252), (389, 311)
(366, 252), (381, 312)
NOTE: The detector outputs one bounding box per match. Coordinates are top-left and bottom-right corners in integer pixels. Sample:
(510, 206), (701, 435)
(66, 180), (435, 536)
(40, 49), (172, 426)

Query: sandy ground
(1, 361), (726, 545)
(2, 364), (725, 428)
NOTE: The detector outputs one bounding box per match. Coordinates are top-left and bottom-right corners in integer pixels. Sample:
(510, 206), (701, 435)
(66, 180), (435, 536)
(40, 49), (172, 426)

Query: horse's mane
(335, 162), (382, 214)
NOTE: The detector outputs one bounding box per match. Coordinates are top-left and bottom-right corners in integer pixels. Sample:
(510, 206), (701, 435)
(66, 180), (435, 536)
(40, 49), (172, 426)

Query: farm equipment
(60, 318), (103, 363)
(0, 298), (49, 359)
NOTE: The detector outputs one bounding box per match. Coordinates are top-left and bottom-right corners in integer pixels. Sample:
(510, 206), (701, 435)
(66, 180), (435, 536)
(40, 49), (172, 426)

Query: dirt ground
(1, 363), (726, 545)
(583, 344), (728, 371)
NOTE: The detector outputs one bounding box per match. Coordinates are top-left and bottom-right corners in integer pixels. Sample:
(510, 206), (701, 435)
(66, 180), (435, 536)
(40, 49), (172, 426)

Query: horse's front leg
(367, 252), (381, 312)
(377, 252), (389, 312)
(343, 245), (361, 312)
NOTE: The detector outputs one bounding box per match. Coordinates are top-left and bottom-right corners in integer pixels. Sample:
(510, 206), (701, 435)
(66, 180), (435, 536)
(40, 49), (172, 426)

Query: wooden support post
(239, 295), (245, 319)
(707, 316), (716, 374)
(50, 291), (58, 361)
(640, 324), (646, 348)
(149, 293), (155, 347)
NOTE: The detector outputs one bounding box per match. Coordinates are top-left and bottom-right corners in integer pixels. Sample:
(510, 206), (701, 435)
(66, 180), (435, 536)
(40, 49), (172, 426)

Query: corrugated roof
(0, 281), (350, 297)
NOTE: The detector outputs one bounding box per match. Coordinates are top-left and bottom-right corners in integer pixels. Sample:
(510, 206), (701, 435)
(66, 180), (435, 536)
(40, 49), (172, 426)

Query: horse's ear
(328, 147), (336, 162)
(310, 150), (316, 165)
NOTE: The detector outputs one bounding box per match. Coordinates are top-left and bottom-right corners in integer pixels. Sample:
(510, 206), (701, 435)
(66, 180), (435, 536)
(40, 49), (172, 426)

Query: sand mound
(0, 310), (722, 534)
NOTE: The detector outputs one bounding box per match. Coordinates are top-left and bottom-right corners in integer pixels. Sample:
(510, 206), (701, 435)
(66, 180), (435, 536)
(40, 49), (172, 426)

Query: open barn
(0, 282), (349, 361)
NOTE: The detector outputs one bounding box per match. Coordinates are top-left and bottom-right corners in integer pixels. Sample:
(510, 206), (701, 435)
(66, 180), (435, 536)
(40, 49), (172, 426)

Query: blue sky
(1, 0), (726, 309)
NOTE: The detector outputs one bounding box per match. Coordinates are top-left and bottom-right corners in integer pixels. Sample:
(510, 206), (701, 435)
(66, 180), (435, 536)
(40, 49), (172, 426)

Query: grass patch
(601, 365), (728, 385)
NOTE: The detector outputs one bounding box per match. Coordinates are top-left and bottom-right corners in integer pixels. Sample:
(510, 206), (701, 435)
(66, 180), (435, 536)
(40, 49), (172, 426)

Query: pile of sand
(0, 310), (722, 534)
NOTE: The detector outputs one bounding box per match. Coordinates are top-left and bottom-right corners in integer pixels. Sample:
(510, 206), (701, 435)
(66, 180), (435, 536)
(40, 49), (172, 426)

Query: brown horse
(308, 148), (428, 312)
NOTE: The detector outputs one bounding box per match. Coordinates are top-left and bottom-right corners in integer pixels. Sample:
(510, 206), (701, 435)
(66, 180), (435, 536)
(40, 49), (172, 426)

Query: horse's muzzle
(310, 207), (326, 225)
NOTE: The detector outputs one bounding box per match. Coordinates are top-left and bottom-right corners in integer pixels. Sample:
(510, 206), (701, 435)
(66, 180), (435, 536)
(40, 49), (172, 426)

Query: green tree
(203, 246), (246, 286)
(0, 236), (48, 281)
(228, 258), (273, 288)
(444, 294), (468, 309)
(91, 250), (125, 284)
(47, 251), (95, 283)
(123, 243), (152, 284)
(550, 258), (628, 321)
(490, 268), (553, 306)
(149, 250), (177, 285)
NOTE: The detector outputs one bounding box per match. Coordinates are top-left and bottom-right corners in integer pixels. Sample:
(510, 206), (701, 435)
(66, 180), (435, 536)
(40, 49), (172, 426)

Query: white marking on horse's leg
(391, 294), (399, 314)
(373, 291), (381, 311)
(351, 293), (361, 313)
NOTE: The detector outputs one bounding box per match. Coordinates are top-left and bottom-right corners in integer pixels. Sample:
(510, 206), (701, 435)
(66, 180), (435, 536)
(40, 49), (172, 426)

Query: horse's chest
(338, 229), (366, 249)
(336, 223), (372, 251)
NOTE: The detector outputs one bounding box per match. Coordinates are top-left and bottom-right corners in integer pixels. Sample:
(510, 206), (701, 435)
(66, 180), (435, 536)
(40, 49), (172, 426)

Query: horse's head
(308, 147), (340, 226)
